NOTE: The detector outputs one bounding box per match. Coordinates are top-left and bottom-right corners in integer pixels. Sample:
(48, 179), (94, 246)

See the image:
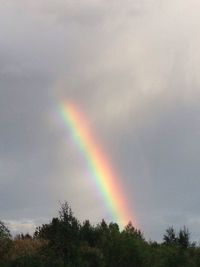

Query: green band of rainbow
(59, 102), (134, 226)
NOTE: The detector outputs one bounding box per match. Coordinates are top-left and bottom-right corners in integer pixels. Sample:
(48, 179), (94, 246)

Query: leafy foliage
(0, 221), (12, 262)
(0, 221), (11, 240)
(1, 203), (200, 267)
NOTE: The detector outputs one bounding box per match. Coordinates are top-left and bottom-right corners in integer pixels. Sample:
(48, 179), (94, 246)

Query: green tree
(80, 220), (97, 247)
(163, 226), (177, 246)
(0, 221), (12, 261)
(0, 221), (11, 240)
(34, 202), (81, 266)
(178, 226), (190, 249)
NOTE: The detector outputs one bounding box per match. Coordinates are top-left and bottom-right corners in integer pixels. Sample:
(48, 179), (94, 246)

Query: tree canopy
(1, 202), (200, 267)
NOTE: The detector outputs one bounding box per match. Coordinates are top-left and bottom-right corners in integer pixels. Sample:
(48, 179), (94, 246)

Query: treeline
(1, 202), (200, 267)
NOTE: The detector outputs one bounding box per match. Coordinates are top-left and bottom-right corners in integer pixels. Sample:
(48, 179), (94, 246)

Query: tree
(163, 226), (177, 246)
(0, 220), (12, 261)
(80, 220), (96, 247)
(0, 221), (11, 240)
(178, 226), (190, 249)
(123, 221), (144, 240)
(34, 202), (81, 266)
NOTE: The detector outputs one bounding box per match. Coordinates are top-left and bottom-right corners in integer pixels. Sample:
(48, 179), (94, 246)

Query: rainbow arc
(59, 102), (134, 226)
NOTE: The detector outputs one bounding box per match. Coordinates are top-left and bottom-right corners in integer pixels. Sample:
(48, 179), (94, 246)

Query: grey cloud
(1, 0), (200, 241)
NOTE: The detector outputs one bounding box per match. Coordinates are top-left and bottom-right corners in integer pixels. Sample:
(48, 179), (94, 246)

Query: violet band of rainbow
(59, 102), (134, 226)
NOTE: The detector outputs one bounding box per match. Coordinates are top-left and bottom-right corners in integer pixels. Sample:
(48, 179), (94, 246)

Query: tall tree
(0, 221), (10, 240)
(163, 226), (177, 246)
(0, 220), (12, 261)
(178, 226), (190, 249)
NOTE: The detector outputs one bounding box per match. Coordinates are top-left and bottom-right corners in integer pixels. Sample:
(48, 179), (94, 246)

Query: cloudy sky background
(1, 0), (200, 241)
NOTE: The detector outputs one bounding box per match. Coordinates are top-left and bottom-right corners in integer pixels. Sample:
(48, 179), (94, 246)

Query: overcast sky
(1, 0), (200, 241)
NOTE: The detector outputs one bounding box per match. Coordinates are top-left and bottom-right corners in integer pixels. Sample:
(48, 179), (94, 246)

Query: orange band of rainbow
(59, 102), (134, 226)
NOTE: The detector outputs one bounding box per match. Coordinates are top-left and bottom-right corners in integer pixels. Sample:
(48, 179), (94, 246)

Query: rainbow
(59, 102), (134, 226)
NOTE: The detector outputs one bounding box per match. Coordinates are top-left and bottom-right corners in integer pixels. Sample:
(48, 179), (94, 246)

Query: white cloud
(6, 220), (37, 235)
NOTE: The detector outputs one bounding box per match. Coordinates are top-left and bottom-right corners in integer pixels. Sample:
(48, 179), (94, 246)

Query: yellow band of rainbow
(59, 102), (134, 226)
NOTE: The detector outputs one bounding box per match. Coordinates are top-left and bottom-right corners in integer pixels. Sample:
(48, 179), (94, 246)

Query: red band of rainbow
(59, 102), (135, 226)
